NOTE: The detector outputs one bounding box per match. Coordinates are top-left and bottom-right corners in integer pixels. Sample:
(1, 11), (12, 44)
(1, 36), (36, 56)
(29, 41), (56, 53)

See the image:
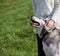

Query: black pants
(36, 34), (46, 56)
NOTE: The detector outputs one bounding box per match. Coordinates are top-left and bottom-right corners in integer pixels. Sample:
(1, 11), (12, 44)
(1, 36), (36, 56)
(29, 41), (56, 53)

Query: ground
(0, 0), (37, 56)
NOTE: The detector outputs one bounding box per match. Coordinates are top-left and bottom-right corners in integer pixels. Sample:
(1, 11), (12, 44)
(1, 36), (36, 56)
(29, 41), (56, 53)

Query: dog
(31, 16), (60, 56)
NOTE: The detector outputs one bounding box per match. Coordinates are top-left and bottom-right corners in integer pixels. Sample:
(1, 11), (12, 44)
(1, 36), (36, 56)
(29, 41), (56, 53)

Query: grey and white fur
(31, 16), (60, 56)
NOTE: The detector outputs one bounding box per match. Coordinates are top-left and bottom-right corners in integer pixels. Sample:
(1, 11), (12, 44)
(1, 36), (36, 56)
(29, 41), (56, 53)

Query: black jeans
(36, 34), (46, 56)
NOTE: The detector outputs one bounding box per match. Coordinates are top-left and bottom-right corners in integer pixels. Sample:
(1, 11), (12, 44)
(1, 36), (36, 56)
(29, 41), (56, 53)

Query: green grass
(0, 0), (37, 56)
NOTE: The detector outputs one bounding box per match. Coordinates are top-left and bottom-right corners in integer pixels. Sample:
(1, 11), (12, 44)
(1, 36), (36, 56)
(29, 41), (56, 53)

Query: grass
(0, 0), (37, 56)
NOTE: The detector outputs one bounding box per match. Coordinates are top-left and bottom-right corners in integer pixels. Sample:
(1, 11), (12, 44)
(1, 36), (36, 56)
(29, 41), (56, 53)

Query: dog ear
(40, 26), (49, 38)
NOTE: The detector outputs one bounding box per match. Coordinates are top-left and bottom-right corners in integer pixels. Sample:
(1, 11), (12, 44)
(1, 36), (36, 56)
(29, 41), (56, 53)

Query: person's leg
(36, 34), (46, 56)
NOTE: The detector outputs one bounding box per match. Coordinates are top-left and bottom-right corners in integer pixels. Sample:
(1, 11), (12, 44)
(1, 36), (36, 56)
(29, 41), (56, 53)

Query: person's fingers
(47, 20), (54, 28)
(44, 20), (55, 32)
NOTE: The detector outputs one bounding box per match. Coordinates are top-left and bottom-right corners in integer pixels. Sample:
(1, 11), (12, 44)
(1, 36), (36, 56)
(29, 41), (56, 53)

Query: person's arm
(51, 3), (60, 23)
(46, 1), (60, 29)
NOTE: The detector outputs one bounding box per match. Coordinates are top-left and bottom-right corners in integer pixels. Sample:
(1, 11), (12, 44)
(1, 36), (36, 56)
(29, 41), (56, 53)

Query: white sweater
(32, 0), (60, 35)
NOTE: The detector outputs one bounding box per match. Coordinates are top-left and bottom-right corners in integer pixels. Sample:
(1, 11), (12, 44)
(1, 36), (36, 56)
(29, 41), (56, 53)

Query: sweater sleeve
(51, 1), (60, 28)
(51, 3), (60, 22)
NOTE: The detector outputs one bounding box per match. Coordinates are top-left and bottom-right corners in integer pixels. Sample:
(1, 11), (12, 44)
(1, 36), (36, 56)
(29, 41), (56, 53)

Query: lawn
(0, 0), (37, 56)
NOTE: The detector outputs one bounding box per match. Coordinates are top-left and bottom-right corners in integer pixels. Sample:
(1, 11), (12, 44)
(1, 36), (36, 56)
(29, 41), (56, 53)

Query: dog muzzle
(30, 16), (45, 28)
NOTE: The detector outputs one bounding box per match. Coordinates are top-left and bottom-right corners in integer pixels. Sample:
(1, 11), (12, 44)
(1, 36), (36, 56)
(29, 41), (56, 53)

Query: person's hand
(44, 19), (55, 30)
